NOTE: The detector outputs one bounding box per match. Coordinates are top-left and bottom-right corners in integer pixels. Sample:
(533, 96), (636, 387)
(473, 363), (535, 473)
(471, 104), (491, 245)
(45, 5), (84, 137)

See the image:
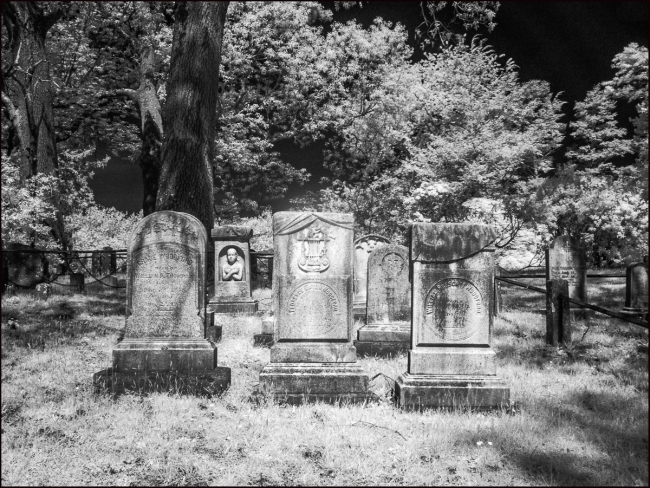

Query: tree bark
(155, 1), (229, 232)
(2, 2), (62, 180)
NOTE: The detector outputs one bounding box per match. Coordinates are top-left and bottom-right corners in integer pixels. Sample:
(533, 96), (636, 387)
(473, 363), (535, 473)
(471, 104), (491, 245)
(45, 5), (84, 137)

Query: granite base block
(270, 343), (357, 362)
(112, 338), (217, 371)
(93, 367), (231, 397)
(256, 362), (372, 405)
(354, 340), (410, 357)
(357, 324), (410, 342)
(408, 348), (496, 375)
(253, 333), (274, 347)
(395, 373), (510, 410)
(209, 299), (258, 315)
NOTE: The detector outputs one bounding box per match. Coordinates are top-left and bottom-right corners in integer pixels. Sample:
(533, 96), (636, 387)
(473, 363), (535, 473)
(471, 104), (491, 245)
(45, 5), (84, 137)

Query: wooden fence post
(546, 279), (571, 346)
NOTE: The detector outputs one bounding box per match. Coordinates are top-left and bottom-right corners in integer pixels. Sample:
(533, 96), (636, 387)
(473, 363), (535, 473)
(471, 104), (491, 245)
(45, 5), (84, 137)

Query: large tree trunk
(155, 2), (229, 232)
(2, 2), (69, 249)
(2, 2), (61, 180)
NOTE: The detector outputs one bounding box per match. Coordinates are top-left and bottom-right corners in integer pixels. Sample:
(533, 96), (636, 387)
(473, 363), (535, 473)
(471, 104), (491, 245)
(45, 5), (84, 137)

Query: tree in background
(313, 38), (565, 248)
(539, 43), (648, 266)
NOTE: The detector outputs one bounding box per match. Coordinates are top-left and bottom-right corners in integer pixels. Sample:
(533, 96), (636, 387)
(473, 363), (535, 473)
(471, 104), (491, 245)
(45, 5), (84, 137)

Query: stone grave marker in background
(395, 223), (509, 409)
(207, 226), (258, 315)
(94, 211), (230, 395)
(352, 235), (391, 321)
(545, 236), (587, 316)
(355, 244), (411, 356)
(257, 211), (370, 404)
(92, 246), (117, 276)
(622, 262), (648, 316)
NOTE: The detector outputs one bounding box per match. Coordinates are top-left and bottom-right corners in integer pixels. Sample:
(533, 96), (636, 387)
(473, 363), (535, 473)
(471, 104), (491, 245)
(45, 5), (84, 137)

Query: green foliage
(65, 205), (142, 250)
(545, 43), (648, 266)
(313, 38), (565, 245)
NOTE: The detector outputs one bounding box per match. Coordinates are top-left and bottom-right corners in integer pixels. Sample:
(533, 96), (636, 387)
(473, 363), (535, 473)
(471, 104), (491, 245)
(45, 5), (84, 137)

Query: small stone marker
(545, 236), (587, 316)
(92, 246), (117, 276)
(35, 283), (52, 300)
(257, 211), (370, 404)
(395, 223), (509, 410)
(94, 211), (230, 396)
(254, 312), (274, 347)
(622, 262), (648, 316)
(70, 273), (85, 293)
(207, 226), (258, 315)
(355, 244), (411, 355)
(353, 235), (391, 321)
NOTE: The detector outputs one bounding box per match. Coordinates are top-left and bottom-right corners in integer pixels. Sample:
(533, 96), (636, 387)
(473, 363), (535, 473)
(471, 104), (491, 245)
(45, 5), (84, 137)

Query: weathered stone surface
(258, 211), (369, 403)
(254, 314), (274, 347)
(208, 225), (257, 315)
(356, 244), (410, 354)
(395, 373), (510, 411)
(95, 211), (230, 395)
(257, 363), (372, 405)
(353, 235), (391, 320)
(395, 223), (509, 409)
(3, 242), (50, 288)
(623, 262), (648, 314)
(545, 235), (587, 304)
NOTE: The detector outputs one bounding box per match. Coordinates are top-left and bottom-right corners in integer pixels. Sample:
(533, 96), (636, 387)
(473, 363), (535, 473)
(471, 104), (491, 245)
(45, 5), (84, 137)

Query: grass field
(1, 279), (647, 486)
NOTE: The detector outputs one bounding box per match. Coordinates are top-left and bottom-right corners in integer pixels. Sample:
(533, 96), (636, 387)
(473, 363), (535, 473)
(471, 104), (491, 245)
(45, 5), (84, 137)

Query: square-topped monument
(395, 223), (509, 409)
(208, 226), (258, 315)
(94, 211), (230, 396)
(257, 211), (370, 404)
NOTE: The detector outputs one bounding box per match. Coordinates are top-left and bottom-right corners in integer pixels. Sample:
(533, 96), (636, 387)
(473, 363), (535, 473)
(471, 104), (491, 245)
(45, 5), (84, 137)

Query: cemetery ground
(1, 280), (647, 486)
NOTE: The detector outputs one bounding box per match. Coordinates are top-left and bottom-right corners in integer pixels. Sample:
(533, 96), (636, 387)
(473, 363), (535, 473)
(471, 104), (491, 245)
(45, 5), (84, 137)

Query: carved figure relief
(219, 246), (246, 282)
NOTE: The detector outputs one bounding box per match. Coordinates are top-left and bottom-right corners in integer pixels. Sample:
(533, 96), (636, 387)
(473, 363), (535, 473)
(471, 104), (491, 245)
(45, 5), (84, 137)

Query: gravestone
(622, 262), (648, 316)
(352, 235), (391, 321)
(355, 244), (411, 356)
(94, 211), (230, 396)
(545, 236), (587, 316)
(3, 242), (50, 288)
(35, 283), (52, 300)
(207, 226), (258, 315)
(70, 273), (85, 293)
(257, 211), (370, 404)
(395, 223), (509, 409)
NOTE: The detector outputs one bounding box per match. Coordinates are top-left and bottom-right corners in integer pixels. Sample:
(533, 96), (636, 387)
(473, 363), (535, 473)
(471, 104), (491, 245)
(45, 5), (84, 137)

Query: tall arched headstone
(355, 244), (411, 355)
(257, 211), (370, 404)
(94, 211), (230, 395)
(395, 223), (509, 409)
(352, 235), (391, 321)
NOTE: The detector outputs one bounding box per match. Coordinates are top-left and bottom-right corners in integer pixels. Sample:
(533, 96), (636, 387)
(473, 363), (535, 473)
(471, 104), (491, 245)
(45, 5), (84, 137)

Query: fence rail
(495, 276), (648, 328)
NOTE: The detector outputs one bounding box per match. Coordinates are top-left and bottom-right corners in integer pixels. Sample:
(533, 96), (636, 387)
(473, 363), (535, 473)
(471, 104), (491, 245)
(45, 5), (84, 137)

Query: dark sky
(88, 2), (649, 214)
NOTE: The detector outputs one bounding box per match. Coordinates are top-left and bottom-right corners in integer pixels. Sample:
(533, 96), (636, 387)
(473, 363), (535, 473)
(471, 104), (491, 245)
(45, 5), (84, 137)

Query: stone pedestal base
(271, 342), (357, 362)
(354, 323), (410, 356)
(395, 373), (509, 410)
(253, 333), (274, 347)
(208, 299), (258, 315)
(256, 363), (372, 405)
(93, 367), (231, 397)
(112, 338), (218, 371)
(408, 348), (497, 375)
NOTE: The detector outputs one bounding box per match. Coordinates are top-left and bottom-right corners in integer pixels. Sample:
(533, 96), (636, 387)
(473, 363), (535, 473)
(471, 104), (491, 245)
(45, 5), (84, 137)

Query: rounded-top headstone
(125, 211), (207, 338)
(366, 244), (410, 324)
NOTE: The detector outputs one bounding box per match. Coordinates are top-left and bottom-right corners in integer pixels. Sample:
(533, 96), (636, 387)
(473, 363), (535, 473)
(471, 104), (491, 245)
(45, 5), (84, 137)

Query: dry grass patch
(2, 281), (647, 486)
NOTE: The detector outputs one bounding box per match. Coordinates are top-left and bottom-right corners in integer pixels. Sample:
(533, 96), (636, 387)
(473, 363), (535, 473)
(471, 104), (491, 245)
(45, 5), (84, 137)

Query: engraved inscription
(128, 242), (201, 337)
(424, 278), (482, 341)
(286, 281), (340, 337)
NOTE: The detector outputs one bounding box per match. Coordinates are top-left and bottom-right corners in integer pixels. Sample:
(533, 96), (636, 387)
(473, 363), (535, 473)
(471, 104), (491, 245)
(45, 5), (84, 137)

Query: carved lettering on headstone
(423, 278), (483, 341)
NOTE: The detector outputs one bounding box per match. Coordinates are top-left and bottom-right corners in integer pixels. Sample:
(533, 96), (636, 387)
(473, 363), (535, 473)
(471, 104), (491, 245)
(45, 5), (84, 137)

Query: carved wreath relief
(424, 278), (483, 341)
(382, 252), (405, 276)
(298, 224), (332, 273)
